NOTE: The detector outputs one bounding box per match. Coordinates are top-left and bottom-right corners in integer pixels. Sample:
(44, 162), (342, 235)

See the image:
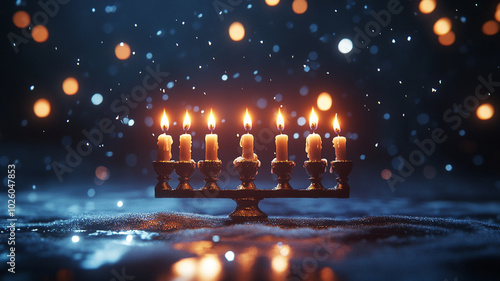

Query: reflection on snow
(81, 242), (128, 269)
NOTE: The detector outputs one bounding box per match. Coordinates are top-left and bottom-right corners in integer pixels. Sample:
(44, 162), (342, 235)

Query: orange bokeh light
(292, 0), (308, 14)
(438, 31), (455, 46)
(34, 98), (51, 118)
(13, 11), (30, 28)
(32, 25), (49, 43)
(482, 20), (499, 35)
(419, 0), (436, 14)
(95, 166), (110, 181)
(265, 0), (280, 6)
(495, 10), (500, 22)
(476, 103), (494, 120)
(317, 92), (332, 111)
(229, 22), (245, 41)
(115, 42), (131, 60)
(433, 17), (452, 35)
(381, 169), (392, 180)
(62, 77), (79, 95)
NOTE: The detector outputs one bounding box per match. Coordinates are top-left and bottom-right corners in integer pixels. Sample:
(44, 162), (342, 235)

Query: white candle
(240, 108), (256, 160)
(305, 108), (322, 161)
(205, 109), (219, 160)
(157, 110), (173, 161)
(332, 113), (347, 160)
(275, 108), (288, 161)
(179, 110), (192, 161)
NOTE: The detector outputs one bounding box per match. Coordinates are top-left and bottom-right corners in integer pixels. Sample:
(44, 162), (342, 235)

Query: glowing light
(117, 201), (123, 207)
(317, 92), (332, 111)
(338, 38), (353, 54)
(33, 98), (51, 118)
(438, 31), (455, 46)
(333, 113), (341, 134)
(277, 108), (285, 132)
(381, 169), (392, 180)
(433, 17), (452, 35)
(12, 11), (30, 28)
(320, 267), (337, 281)
(495, 10), (500, 22)
(265, 0), (280, 6)
(115, 42), (131, 60)
(62, 77), (79, 95)
(419, 0), (436, 14)
(208, 109), (216, 131)
(95, 166), (110, 181)
(225, 251), (235, 261)
(183, 110), (191, 132)
(126, 235), (133, 243)
(292, 0), (308, 14)
(72, 236), (80, 243)
(91, 93), (103, 105)
(172, 258), (197, 279)
(229, 22), (245, 41)
(198, 255), (222, 280)
(476, 103), (494, 120)
(161, 110), (169, 132)
(271, 256), (288, 273)
(244, 108), (252, 131)
(309, 108), (318, 131)
(482, 20), (499, 35)
(32, 25), (49, 43)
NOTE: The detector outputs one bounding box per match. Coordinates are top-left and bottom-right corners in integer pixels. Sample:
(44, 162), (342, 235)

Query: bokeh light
(482, 20), (499, 35)
(438, 31), (455, 46)
(433, 17), (452, 35)
(32, 25), (49, 43)
(317, 92), (333, 111)
(229, 22), (245, 41)
(115, 42), (131, 60)
(265, 0), (280, 7)
(292, 0), (308, 15)
(95, 166), (110, 181)
(476, 103), (494, 120)
(338, 38), (353, 54)
(495, 9), (500, 22)
(419, 0), (436, 14)
(381, 169), (392, 180)
(62, 77), (79, 95)
(33, 98), (51, 118)
(12, 10), (30, 28)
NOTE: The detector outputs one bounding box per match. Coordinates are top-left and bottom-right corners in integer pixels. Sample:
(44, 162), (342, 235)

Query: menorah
(153, 158), (352, 220)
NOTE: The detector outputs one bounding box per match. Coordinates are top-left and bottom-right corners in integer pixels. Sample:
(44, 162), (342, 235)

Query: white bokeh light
(338, 38), (353, 54)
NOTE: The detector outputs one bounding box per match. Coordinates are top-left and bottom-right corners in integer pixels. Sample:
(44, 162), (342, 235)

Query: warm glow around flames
(333, 113), (341, 134)
(208, 109), (216, 131)
(309, 108), (318, 131)
(277, 108), (285, 132)
(161, 110), (169, 132)
(183, 110), (191, 132)
(244, 108), (252, 131)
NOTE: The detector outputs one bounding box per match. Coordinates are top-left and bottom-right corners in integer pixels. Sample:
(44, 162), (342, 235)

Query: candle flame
(161, 109), (169, 133)
(309, 107), (318, 131)
(277, 108), (285, 133)
(244, 108), (252, 131)
(183, 110), (191, 132)
(208, 109), (216, 132)
(333, 113), (341, 134)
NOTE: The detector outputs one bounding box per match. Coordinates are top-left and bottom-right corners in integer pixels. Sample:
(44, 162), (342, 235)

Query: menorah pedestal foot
(229, 198), (267, 220)
(153, 161), (175, 192)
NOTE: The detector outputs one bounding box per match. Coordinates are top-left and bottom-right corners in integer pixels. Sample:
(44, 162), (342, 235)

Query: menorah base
(229, 198), (267, 220)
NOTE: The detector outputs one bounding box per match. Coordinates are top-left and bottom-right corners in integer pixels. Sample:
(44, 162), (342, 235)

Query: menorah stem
(229, 197), (267, 220)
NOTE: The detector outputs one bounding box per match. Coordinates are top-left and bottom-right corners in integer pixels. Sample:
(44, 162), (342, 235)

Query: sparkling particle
(225, 251), (235, 261)
(72, 236), (80, 243)
(221, 74), (228, 81)
(338, 38), (353, 54)
(117, 201), (123, 207)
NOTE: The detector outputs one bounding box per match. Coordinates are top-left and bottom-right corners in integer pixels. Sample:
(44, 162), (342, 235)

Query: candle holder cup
(234, 159), (260, 190)
(271, 160), (295, 190)
(330, 160), (353, 191)
(175, 160), (197, 190)
(304, 160), (327, 190)
(153, 161), (176, 191)
(197, 160), (222, 190)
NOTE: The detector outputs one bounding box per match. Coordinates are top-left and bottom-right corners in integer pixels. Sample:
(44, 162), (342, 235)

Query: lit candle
(205, 109), (219, 160)
(179, 110), (192, 161)
(275, 108), (288, 161)
(240, 108), (256, 160)
(305, 108), (322, 161)
(157, 110), (173, 161)
(332, 113), (347, 160)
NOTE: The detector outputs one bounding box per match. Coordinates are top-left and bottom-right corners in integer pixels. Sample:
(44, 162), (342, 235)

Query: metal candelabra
(153, 158), (352, 221)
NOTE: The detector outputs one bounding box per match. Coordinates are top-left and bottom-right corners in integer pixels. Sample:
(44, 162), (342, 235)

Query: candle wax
(179, 133), (192, 161)
(157, 133), (173, 161)
(240, 133), (254, 160)
(305, 133), (322, 161)
(275, 134), (288, 161)
(205, 133), (218, 160)
(333, 136), (347, 160)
